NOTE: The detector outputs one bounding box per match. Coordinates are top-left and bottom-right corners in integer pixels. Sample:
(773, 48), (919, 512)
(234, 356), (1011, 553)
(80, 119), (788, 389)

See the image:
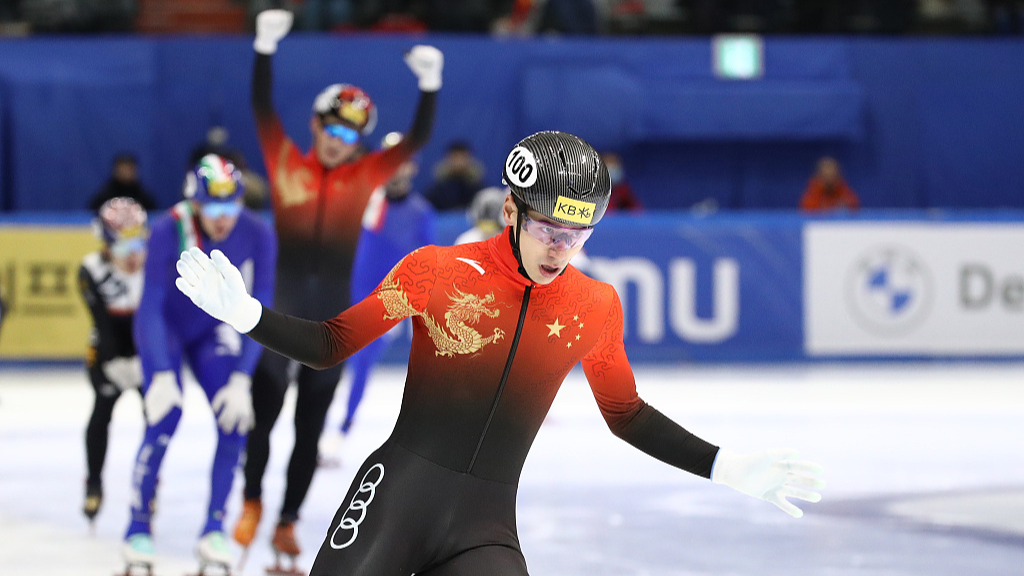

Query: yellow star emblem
(546, 318), (566, 338)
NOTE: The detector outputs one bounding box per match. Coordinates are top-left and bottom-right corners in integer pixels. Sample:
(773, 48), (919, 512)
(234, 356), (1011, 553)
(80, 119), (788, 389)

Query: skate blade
(187, 561), (231, 576)
(266, 558), (304, 576)
(265, 567), (304, 576)
(116, 562), (154, 576)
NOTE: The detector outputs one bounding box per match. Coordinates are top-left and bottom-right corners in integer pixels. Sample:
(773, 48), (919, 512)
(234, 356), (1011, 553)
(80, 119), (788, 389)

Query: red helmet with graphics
(313, 84), (378, 135)
(95, 197), (148, 255)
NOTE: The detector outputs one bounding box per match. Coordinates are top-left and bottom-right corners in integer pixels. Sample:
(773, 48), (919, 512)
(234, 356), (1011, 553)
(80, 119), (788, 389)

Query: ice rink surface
(2, 363), (1023, 576)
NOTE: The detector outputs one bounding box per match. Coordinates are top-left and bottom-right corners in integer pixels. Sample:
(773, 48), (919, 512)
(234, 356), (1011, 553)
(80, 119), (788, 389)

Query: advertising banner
(0, 226), (99, 359)
(805, 222), (1024, 356)
(398, 215), (806, 363)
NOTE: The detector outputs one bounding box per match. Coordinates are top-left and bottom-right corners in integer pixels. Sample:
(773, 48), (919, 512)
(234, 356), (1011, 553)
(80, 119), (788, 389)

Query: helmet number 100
(505, 147), (538, 188)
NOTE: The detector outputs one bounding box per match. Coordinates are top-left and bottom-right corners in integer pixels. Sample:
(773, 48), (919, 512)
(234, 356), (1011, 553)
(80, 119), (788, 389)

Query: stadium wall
(3, 212), (1022, 363)
(0, 37), (1022, 213)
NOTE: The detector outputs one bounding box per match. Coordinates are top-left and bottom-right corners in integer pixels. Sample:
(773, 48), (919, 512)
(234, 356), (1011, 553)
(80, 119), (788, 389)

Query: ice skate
(233, 498), (262, 547)
(266, 522), (304, 576)
(83, 482), (103, 525)
(317, 429), (344, 469)
(232, 498), (261, 571)
(192, 531), (233, 576)
(118, 533), (155, 576)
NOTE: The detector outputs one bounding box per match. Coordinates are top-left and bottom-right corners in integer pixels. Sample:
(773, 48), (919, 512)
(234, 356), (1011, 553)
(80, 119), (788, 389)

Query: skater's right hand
(176, 248), (263, 334)
(144, 371), (182, 425)
(254, 9), (294, 55)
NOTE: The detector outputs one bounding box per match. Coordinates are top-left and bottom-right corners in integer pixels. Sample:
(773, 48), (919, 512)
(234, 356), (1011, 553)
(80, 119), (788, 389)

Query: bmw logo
(845, 246), (933, 336)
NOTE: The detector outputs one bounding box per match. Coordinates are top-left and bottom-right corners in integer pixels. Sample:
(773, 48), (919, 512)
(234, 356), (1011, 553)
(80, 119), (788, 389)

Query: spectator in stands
(601, 152), (643, 212)
(987, 0), (1024, 33)
(536, 0), (599, 34)
(425, 140), (485, 211)
(800, 156), (860, 212)
(89, 153), (157, 212)
(299, 0), (353, 31)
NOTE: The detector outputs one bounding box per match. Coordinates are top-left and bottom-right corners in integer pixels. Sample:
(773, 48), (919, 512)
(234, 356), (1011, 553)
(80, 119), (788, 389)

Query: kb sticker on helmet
(555, 196), (595, 225)
(505, 146), (538, 188)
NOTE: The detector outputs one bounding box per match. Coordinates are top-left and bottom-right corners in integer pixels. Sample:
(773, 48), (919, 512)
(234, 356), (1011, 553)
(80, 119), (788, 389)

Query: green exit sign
(713, 35), (764, 80)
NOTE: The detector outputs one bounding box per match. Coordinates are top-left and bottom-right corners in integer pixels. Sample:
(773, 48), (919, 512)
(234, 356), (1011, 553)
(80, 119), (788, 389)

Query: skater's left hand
(711, 448), (825, 518)
(212, 372), (254, 434)
(103, 355), (143, 391)
(405, 45), (444, 92)
(176, 248), (263, 334)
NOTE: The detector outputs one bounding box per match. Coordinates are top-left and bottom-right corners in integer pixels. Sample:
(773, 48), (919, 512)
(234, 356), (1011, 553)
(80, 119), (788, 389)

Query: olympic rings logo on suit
(329, 463), (385, 549)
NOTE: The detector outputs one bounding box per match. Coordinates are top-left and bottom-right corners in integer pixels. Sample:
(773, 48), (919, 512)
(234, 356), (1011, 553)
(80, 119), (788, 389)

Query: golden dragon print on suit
(377, 263), (504, 357)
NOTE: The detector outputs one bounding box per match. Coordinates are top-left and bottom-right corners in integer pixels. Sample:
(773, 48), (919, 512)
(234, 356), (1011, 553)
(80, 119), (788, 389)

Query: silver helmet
(501, 131), (611, 228)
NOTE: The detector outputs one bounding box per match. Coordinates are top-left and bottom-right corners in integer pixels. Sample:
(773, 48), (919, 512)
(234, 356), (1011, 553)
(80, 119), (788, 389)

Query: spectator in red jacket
(800, 156), (860, 212)
(601, 152), (643, 212)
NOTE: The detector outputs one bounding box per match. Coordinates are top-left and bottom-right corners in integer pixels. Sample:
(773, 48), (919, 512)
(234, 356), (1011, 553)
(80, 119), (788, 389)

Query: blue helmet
(183, 154), (244, 204)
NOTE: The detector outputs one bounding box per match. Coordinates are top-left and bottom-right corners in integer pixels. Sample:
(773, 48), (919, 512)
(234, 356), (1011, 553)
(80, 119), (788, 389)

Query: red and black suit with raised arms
(249, 228), (720, 575)
(247, 51), (436, 522)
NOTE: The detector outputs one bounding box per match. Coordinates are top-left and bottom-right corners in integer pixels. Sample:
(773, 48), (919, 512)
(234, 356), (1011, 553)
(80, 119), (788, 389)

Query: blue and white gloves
(143, 371), (182, 426)
(212, 372), (254, 434)
(175, 248), (262, 334)
(712, 448), (825, 518)
(253, 9), (443, 94)
(254, 9), (293, 55)
(102, 356), (143, 391)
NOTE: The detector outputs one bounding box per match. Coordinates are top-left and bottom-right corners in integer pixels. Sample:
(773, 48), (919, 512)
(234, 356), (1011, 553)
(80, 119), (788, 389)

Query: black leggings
(310, 441), (529, 576)
(244, 349), (344, 521)
(85, 364), (138, 487)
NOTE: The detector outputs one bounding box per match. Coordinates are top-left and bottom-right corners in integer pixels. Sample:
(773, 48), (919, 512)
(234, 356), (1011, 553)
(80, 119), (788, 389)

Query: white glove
(211, 372), (254, 434)
(254, 9), (294, 55)
(175, 248), (263, 334)
(144, 371), (182, 426)
(712, 448), (825, 518)
(405, 45), (444, 92)
(102, 356), (143, 391)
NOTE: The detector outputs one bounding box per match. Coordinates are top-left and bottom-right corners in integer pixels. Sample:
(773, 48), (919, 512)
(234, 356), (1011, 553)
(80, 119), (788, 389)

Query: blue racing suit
(126, 204), (276, 538)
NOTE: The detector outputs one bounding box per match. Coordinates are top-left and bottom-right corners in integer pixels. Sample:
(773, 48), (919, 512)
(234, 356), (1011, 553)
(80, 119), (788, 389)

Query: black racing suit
(246, 51), (437, 524)
(244, 232), (720, 574)
(78, 252), (143, 491)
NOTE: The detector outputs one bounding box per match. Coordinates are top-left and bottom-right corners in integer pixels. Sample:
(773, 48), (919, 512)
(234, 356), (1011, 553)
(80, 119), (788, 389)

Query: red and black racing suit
(247, 51), (436, 523)
(247, 229), (720, 575)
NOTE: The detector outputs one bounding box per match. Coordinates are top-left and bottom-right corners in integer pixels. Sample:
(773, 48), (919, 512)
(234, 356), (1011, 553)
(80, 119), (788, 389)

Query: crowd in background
(2, 0), (1023, 36)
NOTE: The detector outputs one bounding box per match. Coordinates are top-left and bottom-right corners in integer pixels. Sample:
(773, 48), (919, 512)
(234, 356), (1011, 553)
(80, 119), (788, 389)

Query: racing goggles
(200, 200), (242, 219)
(110, 237), (146, 258)
(323, 123), (360, 145)
(521, 214), (594, 250)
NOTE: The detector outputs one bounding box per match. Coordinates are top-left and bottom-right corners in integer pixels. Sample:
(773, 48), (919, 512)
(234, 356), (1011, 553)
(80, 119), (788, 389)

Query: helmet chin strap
(510, 196), (572, 282)
(509, 197), (533, 282)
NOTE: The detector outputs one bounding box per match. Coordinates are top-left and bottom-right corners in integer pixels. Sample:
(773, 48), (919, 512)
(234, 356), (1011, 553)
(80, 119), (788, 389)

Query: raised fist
(405, 45), (444, 92)
(254, 9), (294, 55)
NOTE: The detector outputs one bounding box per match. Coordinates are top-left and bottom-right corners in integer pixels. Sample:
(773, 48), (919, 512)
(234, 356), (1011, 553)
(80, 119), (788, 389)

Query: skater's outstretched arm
(348, 46), (442, 203)
(581, 288), (825, 518)
(174, 246), (436, 370)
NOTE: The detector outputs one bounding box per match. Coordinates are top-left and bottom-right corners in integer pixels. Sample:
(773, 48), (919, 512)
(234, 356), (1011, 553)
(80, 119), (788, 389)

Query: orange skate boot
(267, 522), (303, 576)
(233, 498), (262, 548)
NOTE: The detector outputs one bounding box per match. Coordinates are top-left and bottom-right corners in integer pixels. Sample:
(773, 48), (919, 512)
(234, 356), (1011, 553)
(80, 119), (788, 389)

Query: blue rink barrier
(4, 211), (1024, 365)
